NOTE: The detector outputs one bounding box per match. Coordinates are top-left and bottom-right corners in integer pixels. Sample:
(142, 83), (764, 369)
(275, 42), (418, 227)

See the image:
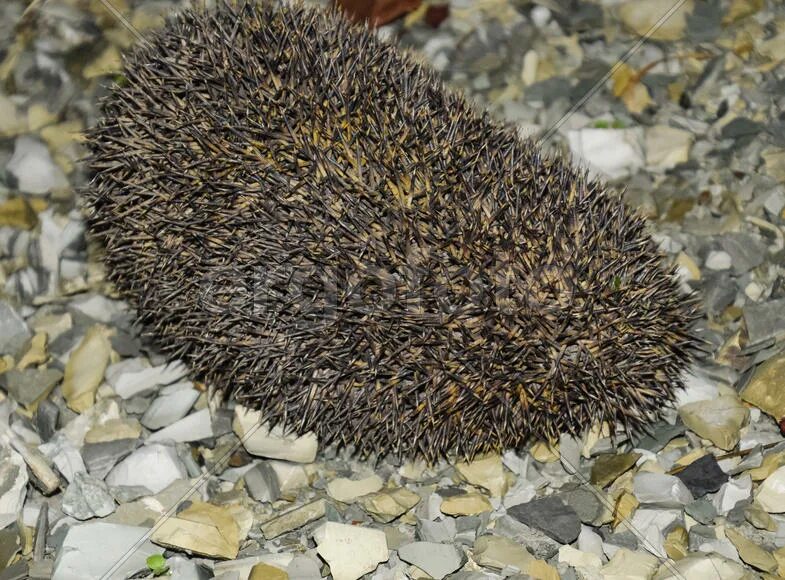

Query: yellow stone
(61, 325), (112, 412)
(747, 451), (785, 481)
(249, 563), (288, 580)
(27, 103), (57, 131)
(590, 452), (640, 488)
(612, 491), (639, 530)
(83, 45), (122, 79)
(151, 501), (240, 559)
(678, 396), (749, 451)
(84, 418), (142, 444)
(530, 441), (559, 463)
(440, 493), (493, 516)
(0, 197), (38, 230)
(455, 454), (508, 497)
(618, 0), (693, 41)
(528, 559), (559, 580)
(741, 352), (785, 421)
(360, 488), (420, 523)
(725, 528), (777, 573)
(16, 332), (48, 370)
(674, 449), (707, 467)
(664, 526), (688, 561)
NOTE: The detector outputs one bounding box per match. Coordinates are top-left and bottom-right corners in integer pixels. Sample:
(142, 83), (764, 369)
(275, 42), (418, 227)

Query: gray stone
(61, 472), (116, 520)
(141, 387), (199, 431)
(244, 462), (280, 503)
(718, 233), (767, 275)
(147, 408), (213, 443)
(632, 421), (687, 453)
(2, 368), (62, 407)
(685, 497), (718, 525)
(506, 495), (580, 544)
(633, 473), (693, 507)
(744, 298), (785, 346)
(105, 443), (187, 494)
(35, 400), (59, 443)
(418, 517), (457, 543)
(287, 555), (323, 580)
(493, 515), (561, 559)
(168, 556), (212, 580)
(0, 301), (31, 356)
(398, 542), (466, 579)
(51, 522), (158, 580)
(82, 438), (139, 481)
(558, 486), (606, 524)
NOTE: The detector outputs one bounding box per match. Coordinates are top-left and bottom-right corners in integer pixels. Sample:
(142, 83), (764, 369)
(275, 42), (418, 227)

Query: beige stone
(602, 548), (659, 579)
(678, 396), (749, 451)
(249, 563), (288, 580)
(725, 528), (777, 573)
(261, 499), (326, 539)
(741, 352), (785, 420)
(151, 501), (240, 559)
(473, 535), (533, 573)
(84, 418), (141, 443)
(618, 0), (694, 41)
(327, 475), (384, 503)
(61, 325), (112, 412)
(756, 466), (785, 513)
(360, 487), (420, 523)
(455, 454), (508, 497)
(590, 452), (640, 488)
(440, 493), (492, 517)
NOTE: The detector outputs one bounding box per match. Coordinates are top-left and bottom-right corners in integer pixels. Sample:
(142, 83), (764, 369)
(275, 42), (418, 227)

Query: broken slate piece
(507, 495), (581, 544)
(674, 454), (728, 498)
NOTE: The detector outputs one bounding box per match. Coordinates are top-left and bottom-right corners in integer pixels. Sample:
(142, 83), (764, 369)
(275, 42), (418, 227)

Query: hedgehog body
(85, 2), (697, 459)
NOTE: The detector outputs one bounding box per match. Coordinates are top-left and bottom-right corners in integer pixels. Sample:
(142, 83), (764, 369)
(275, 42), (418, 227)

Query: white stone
(713, 475), (752, 516)
(313, 522), (389, 580)
(578, 525), (605, 560)
(567, 128), (645, 180)
(653, 553), (749, 580)
(141, 387), (200, 430)
(0, 444), (28, 530)
(108, 360), (189, 399)
(52, 522), (158, 580)
(6, 136), (69, 195)
(705, 251), (732, 271)
(756, 465), (785, 513)
(601, 548), (659, 580)
(327, 475), (384, 503)
(148, 408), (213, 443)
(633, 472), (693, 507)
(558, 545), (602, 570)
(106, 444), (188, 494)
(233, 406), (317, 463)
(39, 434), (86, 483)
(269, 460), (309, 493)
(674, 369), (719, 407)
(628, 509), (681, 559)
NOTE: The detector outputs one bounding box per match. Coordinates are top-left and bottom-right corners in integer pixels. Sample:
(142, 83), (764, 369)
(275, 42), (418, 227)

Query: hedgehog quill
(84, 1), (699, 460)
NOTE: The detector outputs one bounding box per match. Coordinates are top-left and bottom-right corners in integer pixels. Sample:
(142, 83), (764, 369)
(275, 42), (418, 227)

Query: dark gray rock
(674, 454), (728, 498)
(35, 400), (60, 442)
(2, 367), (62, 407)
(398, 542), (466, 579)
(558, 486), (606, 524)
(744, 298), (785, 346)
(0, 301), (31, 356)
(507, 495), (580, 544)
(493, 514), (561, 559)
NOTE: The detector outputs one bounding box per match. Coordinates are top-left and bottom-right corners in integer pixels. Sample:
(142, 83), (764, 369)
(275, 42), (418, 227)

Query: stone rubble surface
(1, 0), (785, 578)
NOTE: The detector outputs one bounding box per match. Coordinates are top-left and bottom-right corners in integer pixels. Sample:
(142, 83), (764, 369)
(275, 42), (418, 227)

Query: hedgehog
(83, 1), (699, 460)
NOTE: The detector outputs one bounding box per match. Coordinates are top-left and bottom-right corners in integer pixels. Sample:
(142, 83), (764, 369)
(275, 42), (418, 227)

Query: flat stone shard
(233, 406), (318, 463)
(151, 501), (241, 559)
(313, 522), (389, 580)
(506, 495), (581, 544)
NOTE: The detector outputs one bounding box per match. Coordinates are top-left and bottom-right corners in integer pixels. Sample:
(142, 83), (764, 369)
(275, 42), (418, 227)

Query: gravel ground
(1, 0), (785, 579)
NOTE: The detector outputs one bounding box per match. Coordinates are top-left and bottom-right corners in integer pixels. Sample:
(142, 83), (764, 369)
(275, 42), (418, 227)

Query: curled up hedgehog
(84, 1), (699, 460)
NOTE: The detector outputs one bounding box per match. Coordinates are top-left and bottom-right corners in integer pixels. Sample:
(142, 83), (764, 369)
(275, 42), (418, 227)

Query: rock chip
(455, 454), (508, 497)
(313, 522), (388, 580)
(6, 136), (69, 195)
(0, 445), (28, 530)
(472, 534), (533, 573)
(61, 472), (116, 520)
(243, 462), (281, 503)
(148, 408), (214, 443)
(724, 528), (777, 572)
(233, 406), (317, 463)
(633, 472), (693, 507)
(439, 493), (493, 517)
(141, 387), (199, 431)
(361, 487), (421, 522)
(507, 495), (581, 544)
(327, 474), (384, 503)
(713, 475), (752, 516)
(741, 352), (785, 421)
(61, 325), (112, 413)
(398, 542), (466, 579)
(678, 396), (749, 451)
(755, 465), (785, 513)
(590, 453), (640, 488)
(151, 501), (240, 559)
(261, 499), (327, 539)
(105, 443), (188, 494)
(674, 454), (728, 498)
(52, 522), (158, 580)
(601, 548), (659, 579)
